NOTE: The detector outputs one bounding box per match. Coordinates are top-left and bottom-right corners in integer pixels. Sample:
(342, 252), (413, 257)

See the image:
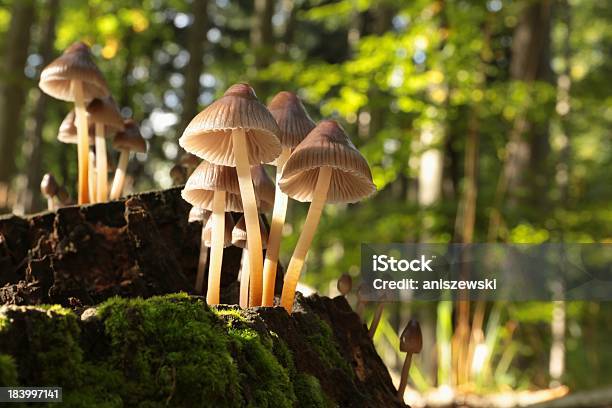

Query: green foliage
(0, 354), (18, 387)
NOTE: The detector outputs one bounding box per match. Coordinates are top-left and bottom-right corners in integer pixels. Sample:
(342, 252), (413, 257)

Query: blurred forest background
(0, 0), (610, 402)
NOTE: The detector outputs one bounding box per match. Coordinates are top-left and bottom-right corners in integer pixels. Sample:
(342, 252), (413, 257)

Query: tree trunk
(0, 0), (37, 212)
(178, 0), (208, 135)
(20, 0), (60, 214)
(250, 0), (275, 93)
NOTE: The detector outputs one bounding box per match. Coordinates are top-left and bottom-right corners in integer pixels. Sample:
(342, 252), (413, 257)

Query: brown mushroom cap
(181, 161), (242, 212)
(202, 213), (235, 248)
(267, 91), (316, 149)
(57, 110), (94, 144)
(188, 206), (211, 223)
(231, 215), (269, 249)
(179, 152), (201, 169)
(179, 83), (281, 166)
(112, 119), (146, 153)
(251, 165), (275, 212)
(279, 120), (376, 204)
(87, 97), (124, 131)
(337, 273), (353, 295)
(39, 41), (109, 102)
(40, 173), (59, 197)
(400, 319), (423, 354)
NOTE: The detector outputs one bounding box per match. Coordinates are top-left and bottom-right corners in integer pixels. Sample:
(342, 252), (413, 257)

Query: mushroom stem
(368, 302), (385, 338)
(88, 150), (96, 202)
(205, 191), (225, 304)
(262, 146), (291, 306)
(195, 224), (210, 294)
(110, 149), (129, 199)
(72, 80), (90, 204)
(46, 197), (55, 211)
(95, 123), (108, 202)
(239, 249), (250, 308)
(280, 166), (332, 313)
(232, 128), (264, 307)
(397, 353), (413, 399)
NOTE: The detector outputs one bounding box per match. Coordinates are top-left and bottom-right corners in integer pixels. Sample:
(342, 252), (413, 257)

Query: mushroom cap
(202, 213), (235, 248)
(86, 97), (124, 131)
(188, 206), (211, 223)
(251, 165), (275, 212)
(231, 215), (269, 249)
(279, 120), (376, 204)
(399, 319), (423, 354)
(40, 173), (59, 197)
(56, 186), (70, 204)
(267, 91), (316, 149)
(57, 110), (94, 144)
(179, 152), (200, 168)
(170, 164), (188, 185)
(112, 119), (146, 153)
(39, 42), (109, 102)
(178, 83), (282, 166)
(337, 273), (353, 295)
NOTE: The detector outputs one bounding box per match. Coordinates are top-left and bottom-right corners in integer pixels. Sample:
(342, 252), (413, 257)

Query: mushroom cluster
(180, 84), (376, 311)
(39, 41), (147, 205)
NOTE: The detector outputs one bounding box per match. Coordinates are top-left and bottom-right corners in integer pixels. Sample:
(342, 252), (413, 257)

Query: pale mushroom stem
(95, 123), (108, 202)
(262, 146), (292, 306)
(205, 191), (225, 304)
(232, 128), (264, 307)
(195, 231), (209, 294)
(397, 353), (413, 399)
(280, 166), (332, 313)
(72, 80), (90, 204)
(89, 150), (97, 203)
(46, 197), (55, 211)
(368, 302), (385, 338)
(110, 149), (129, 199)
(239, 249), (250, 308)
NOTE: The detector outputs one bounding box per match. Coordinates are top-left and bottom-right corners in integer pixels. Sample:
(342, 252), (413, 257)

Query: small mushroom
(337, 273), (352, 296)
(278, 120), (376, 313)
(263, 91), (315, 306)
(188, 207), (211, 289)
(368, 295), (387, 339)
(232, 215), (269, 308)
(179, 83), (281, 306)
(182, 161), (241, 303)
(397, 319), (423, 399)
(170, 164), (188, 185)
(40, 173), (59, 211)
(39, 42), (110, 204)
(356, 283), (368, 320)
(87, 97), (124, 202)
(110, 119), (146, 199)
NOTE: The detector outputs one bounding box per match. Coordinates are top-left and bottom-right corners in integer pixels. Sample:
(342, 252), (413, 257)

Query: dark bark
(178, 0), (208, 135)
(0, 0), (37, 211)
(21, 0), (60, 214)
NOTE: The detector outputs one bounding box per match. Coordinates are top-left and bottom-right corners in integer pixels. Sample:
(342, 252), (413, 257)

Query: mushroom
(368, 298), (386, 338)
(397, 319), (423, 399)
(188, 207), (211, 288)
(232, 214), (269, 308)
(87, 97), (124, 202)
(39, 42), (110, 204)
(40, 173), (59, 211)
(337, 273), (352, 296)
(56, 185), (71, 206)
(201, 212), (235, 299)
(356, 284), (368, 320)
(88, 149), (97, 202)
(262, 91), (315, 306)
(110, 119), (146, 199)
(170, 164), (188, 185)
(179, 83), (281, 306)
(179, 152), (201, 175)
(251, 165), (275, 213)
(278, 120), (376, 313)
(182, 161), (241, 303)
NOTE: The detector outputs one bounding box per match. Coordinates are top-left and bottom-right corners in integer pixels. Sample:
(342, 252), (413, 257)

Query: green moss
(0, 354), (18, 386)
(303, 315), (352, 377)
(294, 374), (329, 408)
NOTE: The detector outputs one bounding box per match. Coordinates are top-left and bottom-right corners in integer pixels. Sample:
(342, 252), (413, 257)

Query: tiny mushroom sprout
(40, 173), (59, 211)
(110, 119), (147, 199)
(181, 160), (241, 303)
(39, 41), (110, 204)
(263, 91), (315, 306)
(232, 215), (269, 308)
(278, 120), (376, 313)
(87, 97), (124, 202)
(179, 83), (281, 307)
(397, 319), (423, 399)
(337, 273), (353, 296)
